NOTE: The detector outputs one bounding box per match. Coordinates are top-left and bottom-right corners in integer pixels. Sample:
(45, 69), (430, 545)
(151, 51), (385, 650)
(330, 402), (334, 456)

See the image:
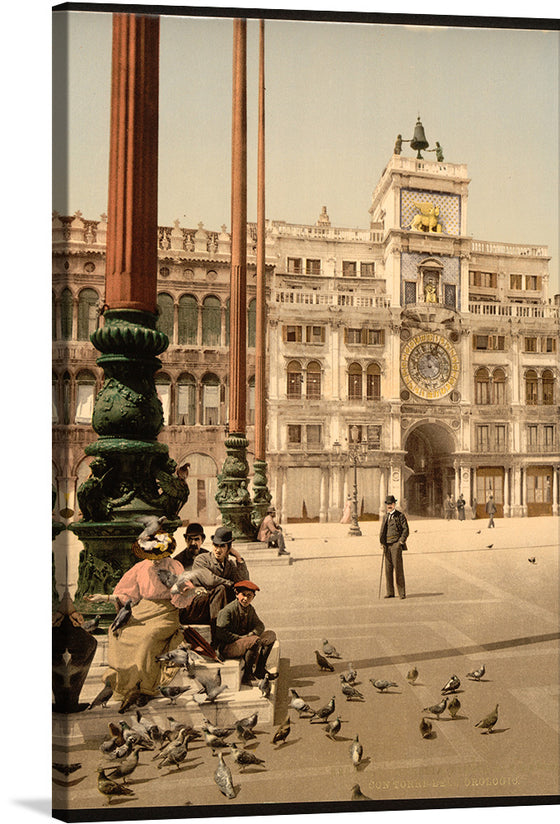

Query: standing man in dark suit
(379, 494), (409, 599)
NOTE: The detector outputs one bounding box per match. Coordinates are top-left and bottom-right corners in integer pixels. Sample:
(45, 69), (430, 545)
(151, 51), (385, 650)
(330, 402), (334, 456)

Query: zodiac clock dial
(400, 333), (460, 400)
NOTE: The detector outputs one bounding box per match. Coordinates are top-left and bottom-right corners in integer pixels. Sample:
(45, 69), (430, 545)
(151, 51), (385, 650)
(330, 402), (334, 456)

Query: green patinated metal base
(251, 457), (272, 530)
(70, 309), (189, 601)
(216, 432), (255, 541)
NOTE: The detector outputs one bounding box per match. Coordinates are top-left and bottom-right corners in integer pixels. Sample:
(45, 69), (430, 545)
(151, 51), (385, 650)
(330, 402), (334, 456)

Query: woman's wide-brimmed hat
(132, 532), (176, 561)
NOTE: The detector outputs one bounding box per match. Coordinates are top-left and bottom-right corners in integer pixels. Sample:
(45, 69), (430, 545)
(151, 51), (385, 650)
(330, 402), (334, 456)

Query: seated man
(175, 526), (249, 643)
(257, 506), (290, 556)
(215, 580), (277, 685)
(173, 522), (207, 570)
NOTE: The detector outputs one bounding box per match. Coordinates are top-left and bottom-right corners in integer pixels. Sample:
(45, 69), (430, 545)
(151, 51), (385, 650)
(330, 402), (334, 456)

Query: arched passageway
(404, 423), (456, 517)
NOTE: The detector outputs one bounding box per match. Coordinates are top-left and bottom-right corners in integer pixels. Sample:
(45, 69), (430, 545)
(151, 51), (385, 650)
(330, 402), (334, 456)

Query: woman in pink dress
(340, 495), (352, 524)
(87, 531), (197, 707)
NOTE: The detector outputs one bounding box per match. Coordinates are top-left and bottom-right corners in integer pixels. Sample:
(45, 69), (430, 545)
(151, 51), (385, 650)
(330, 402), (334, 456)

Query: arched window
(492, 368), (506, 405)
(248, 298), (257, 348)
(60, 288), (73, 340)
(178, 294), (198, 345)
(75, 369), (96, 423)
(156, 293), (174, 340)
(306, 361), (321, 399)
(177, 373), (196, 425)
(202, 296), (221, 346)
(225, 298), (230, 346)
(287, 360), (302, 399)
(525, 370), (538, 406)
(542, 370), (555, 405)
(52, 372), (59, 423)
(475, 367), (490, 405)
(77, 288), (99, 340)
(62, 371), (71, 424)
(348, 362), (362, 400)
(366, 363), (381, 401)
(202, 373), (220, 425)
(248, 375), (255, 424)
(155, 372), (171, 425)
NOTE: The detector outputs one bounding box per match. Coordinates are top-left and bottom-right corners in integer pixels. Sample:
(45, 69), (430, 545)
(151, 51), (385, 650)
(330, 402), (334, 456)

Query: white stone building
(52, 151), (559, 526)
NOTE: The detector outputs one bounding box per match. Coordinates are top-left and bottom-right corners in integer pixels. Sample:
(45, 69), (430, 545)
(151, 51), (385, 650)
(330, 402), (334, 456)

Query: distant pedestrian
(379, 495), (409, 600)
(257, 506), (290, 556)
(486, 495), (497, 528)
(456, 494), (466, 521)
(340, 495), (352, 524)
(445, 493), (455, 520)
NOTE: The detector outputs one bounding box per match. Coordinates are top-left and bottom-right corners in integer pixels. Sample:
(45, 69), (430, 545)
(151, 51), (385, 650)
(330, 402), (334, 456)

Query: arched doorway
(403, 422), (456, 517)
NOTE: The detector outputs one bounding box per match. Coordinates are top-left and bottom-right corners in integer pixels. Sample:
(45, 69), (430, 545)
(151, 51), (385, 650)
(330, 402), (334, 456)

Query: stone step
(233, 542), (293, 564)
(54, 641), (281, 749)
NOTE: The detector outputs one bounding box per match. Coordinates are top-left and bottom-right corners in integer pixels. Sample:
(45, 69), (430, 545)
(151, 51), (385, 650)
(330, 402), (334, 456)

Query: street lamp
(347, 425), (368, 537)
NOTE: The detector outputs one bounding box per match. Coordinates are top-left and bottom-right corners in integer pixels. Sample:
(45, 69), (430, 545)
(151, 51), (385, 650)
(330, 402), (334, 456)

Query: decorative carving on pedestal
(215, 433), (255, 540)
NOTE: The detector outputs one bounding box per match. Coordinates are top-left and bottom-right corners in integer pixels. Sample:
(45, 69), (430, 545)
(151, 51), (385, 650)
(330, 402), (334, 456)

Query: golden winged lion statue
(410, 201), (442, 233)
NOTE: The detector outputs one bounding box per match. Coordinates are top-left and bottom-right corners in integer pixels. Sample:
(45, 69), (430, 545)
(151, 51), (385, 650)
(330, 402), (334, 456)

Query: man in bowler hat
(379, 495), (409, 599)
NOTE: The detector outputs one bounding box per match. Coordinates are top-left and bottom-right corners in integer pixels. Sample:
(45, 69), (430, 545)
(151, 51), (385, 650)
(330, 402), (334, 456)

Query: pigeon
(53, 762), (82, 776)
(228, 743), (266, 772)
(154, 728), (190, 768)
(448, 696), (461, 719)
(322, 639), (342, 659)
(110, 600), (133, 635)
(370, 678), (398, 692)
(466, 664), (486, 681)
(349, 734), (363, 768)
(419, 717), (433, 739)
(441, 674), (461, 694)
(406, 666), (419, 685)
(272, 715), (292, 746)
(133, 710), (160, 743)
(341, 663), (358, 684)
(476, 529), (482, 534)
(106, 742), (144, 783)
(158, 685), (191, 703)
(310, 696), (335, 723)
(236, 722), (257, 744)
(203, 730), (231, 750)
(237, 711), (258, 731)
(201, 720), (235, 739)
(156, 567), (178, 588)
(325, 716), (342, 740)
(117, 682), (145, 714)
(82, 614), (101, 633)
(214, 751), (236, 798)
(96, 768), (135, 803)
(100, 722), (124, 754)
(340, 676), (364, 701)
(157, 733), (190, 770)
(193, 682), (229, 703)
(288, 688), (314, 716)
(475, 703), (499, 734)
(137, 515), (167, 542)
(351, 783), (372, 801)
(528, 557), (537, 564)
(258, 672), (272, 699)
(87, 683), (113, 710)
(152, 727), (188, 762)
(315, 650), (335, 671)
(486, 544), (494, 549)
(422, 697), (448, 719)
(156, 647), (190, 669)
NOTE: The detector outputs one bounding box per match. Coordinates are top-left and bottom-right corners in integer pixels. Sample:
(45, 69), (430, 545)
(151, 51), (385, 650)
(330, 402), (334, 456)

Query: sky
(52, 3), (560, 294)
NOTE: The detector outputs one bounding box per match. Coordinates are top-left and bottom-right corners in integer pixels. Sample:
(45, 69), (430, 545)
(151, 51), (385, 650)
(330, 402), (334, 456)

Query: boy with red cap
(215, 580), (277, 685)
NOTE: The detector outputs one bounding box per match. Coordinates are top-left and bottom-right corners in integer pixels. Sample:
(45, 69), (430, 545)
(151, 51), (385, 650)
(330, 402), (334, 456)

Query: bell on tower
(410, 116), (429, 159)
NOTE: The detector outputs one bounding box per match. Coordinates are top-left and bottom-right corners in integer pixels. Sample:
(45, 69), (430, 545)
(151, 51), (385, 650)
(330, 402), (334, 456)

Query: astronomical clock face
(400, 332), (460, 400)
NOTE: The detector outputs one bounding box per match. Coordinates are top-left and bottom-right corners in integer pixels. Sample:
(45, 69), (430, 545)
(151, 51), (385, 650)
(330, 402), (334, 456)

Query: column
(503, 466), (510, 517)
(319, 467), (328, 523)
(379, 467), (387, 519)
(69, 13), (189, 603)
(173, 301), (179, 345)
(252, 19), (272, 524)
(216, 19), (253, 540)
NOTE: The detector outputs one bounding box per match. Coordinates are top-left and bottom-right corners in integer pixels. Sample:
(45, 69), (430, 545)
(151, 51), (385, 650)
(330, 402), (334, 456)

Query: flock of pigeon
(72, 636), (501, 806)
